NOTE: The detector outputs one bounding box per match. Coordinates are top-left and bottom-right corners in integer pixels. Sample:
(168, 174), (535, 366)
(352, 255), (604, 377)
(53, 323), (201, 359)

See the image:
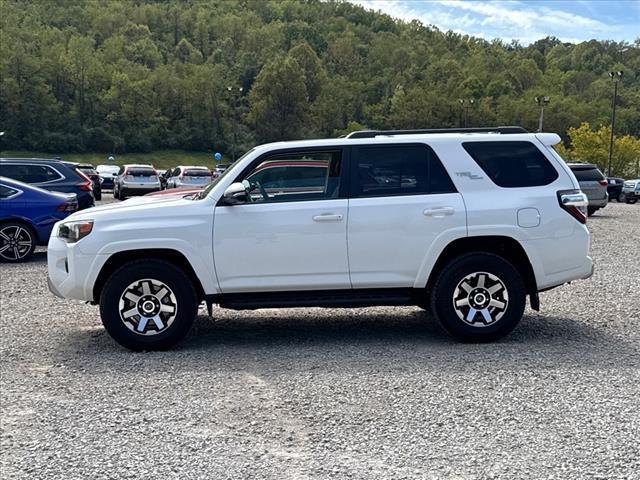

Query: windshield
(198, 149), (255, 199)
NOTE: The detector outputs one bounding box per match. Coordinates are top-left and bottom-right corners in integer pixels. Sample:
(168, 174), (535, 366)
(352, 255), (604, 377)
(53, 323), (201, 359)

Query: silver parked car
(113, 164), (161, 200)
(166, 166), (213, 189)
(620, 179), (639, 204)
(568, 163), (608, 216)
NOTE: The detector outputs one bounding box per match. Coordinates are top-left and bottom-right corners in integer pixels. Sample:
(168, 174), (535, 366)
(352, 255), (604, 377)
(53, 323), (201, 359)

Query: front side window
(351, 144), (455, 198)
(241, 150), (342, 203)
(463, 141), (559, 188)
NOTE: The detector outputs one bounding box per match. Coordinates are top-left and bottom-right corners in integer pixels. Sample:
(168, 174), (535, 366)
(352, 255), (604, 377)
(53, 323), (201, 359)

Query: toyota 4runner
(47, 127), (594, 350)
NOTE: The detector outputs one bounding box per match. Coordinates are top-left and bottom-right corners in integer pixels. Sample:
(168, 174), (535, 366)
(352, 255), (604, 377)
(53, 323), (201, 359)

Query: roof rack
(345, 126), (528, 139)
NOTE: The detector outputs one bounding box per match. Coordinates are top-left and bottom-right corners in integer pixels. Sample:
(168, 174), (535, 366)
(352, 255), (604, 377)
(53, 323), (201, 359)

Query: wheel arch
(425, 235), (538, 297)
(0, 217), (40, 243)
(92, 249), (205, 303)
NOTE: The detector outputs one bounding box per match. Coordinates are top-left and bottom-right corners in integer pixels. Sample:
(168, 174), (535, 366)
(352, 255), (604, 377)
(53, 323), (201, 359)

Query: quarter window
(241, 150), (342, 203)
(0, 185), (19, 199)
(351, 144), (455, 198)
(462, 141), (559, 188)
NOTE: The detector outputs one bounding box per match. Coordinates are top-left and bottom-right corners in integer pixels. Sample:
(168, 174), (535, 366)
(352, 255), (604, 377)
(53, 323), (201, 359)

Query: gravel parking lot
(1, 200), (639, 479)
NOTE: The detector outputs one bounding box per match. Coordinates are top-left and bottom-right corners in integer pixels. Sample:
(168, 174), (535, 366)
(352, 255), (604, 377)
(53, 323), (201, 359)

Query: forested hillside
(1, 0), (639, 159)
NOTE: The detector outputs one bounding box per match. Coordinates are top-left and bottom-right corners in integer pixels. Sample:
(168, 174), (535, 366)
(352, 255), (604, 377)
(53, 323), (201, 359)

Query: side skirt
(206, 288), (420, 311)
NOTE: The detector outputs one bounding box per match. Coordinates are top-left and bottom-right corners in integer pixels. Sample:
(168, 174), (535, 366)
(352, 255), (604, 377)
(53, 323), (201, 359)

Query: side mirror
(222, 182), (249, 205)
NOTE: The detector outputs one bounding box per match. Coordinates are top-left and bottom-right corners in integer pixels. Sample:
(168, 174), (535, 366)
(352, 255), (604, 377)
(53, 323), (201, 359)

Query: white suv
(47, 127), (593, 350)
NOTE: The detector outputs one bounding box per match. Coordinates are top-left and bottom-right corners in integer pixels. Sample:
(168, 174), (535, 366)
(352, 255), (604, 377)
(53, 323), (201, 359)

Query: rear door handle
(313, 213), (343, 222)
(423, 206), (455, 217)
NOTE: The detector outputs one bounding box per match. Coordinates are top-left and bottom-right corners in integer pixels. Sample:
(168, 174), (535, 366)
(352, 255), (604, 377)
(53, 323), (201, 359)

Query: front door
(213, 148), (350, 292)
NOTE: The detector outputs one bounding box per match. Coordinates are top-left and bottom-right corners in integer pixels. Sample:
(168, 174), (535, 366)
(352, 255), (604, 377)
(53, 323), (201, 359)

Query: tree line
(1, 0), (639, 172)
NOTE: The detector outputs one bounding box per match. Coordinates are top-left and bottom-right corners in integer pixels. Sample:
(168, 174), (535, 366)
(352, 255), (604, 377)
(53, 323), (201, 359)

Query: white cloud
(350, 0), (628, 44)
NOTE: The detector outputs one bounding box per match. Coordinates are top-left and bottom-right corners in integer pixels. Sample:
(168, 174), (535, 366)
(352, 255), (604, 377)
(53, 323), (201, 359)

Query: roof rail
(345, 126), (528, 139)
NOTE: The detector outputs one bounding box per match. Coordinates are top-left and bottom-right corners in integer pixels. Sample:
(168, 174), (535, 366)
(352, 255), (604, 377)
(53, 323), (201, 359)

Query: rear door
(347, 143), (466, 288)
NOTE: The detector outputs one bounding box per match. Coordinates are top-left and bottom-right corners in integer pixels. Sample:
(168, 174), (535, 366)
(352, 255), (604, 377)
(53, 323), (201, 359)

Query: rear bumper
(587, 194), (608, 208)
(121, 186), (161, 196)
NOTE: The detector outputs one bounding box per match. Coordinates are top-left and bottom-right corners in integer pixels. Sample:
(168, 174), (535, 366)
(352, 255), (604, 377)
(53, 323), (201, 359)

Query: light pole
(534, 96), (550, 132)
(227, 86), (243, 161)
(607, 71), (623, 177)
(458, 99), (475, 128)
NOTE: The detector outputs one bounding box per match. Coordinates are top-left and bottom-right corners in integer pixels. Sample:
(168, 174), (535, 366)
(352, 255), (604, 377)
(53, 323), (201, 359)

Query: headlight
(56, 220), (94, 243)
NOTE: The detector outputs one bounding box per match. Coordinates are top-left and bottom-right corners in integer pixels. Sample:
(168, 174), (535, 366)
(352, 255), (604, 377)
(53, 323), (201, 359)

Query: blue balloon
(214, 152), (222, 161)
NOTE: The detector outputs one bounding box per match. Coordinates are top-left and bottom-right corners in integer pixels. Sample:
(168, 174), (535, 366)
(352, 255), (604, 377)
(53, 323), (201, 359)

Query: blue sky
(352, 1), (640, 44)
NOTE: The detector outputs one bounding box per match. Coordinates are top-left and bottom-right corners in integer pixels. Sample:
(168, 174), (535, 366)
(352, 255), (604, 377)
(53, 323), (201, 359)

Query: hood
(66, 195), (195, 221)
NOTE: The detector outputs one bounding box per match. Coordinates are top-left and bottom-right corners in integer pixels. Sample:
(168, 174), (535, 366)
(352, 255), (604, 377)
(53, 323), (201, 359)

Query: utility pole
(534, 96), (550, 132)
(227, 86), (243, 162)
(458, 99), (475, 128)
(607, 71), (623, 177)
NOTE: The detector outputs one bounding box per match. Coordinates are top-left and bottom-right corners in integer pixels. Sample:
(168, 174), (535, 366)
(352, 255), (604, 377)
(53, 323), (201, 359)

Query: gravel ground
(1, 200), (639, 479)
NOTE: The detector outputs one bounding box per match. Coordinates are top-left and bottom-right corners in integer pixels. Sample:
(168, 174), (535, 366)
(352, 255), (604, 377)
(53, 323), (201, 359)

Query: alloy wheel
(118, 278), (178, 335)
(0, 225), (34, 261)
(452, 271), (509, 327)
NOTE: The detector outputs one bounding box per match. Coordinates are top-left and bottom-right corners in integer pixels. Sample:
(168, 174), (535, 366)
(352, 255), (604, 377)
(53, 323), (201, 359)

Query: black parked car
(63, 162), (102, 201)
(606, 177), (625, 202)
(0, 158), (95, 209)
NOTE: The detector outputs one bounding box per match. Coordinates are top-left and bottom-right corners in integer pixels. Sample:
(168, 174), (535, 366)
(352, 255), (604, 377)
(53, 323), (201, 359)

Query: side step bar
(206, 288), (417, 311)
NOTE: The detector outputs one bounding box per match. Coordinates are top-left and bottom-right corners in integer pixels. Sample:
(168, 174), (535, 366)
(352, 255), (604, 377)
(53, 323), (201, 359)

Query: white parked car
(47, 127), (593, 350)
(165, 165), (213, 189)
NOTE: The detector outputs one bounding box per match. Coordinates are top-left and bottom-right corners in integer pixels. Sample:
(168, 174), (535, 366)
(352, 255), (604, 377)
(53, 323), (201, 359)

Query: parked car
(1, 177), (77, 262)
(64, 162), (102, 201)
(96, 164), (120, 190)
(48, 126), (594, 350)
(113, 164), (161, 200)
(145, 187), (203, 197)
(606, 177), (625, 202)
(0, 158), (94, 209)
(567, 163), (608, 216)
(213, 163), (230, 177)
(166, 166), (214, 189)
(619, 179), (640, 204)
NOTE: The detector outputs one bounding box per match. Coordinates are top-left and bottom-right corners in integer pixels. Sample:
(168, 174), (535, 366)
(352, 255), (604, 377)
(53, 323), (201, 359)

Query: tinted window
(243, 150), (341, 203)
(570, 166), (604, 182)
(0, 185), (19, 199)
(351, 144), (455, 198)
(78, 166), (98, 176)
(0, 164), (62, 184)
(184, 169), (211, 177)
(127, 168), (155, 176)
(462, 141), (558, 188)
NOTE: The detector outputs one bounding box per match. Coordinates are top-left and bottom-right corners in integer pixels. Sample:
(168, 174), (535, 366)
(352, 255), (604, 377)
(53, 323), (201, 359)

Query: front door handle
(423, 206), (455, 217)
(313, 213), (343, 222)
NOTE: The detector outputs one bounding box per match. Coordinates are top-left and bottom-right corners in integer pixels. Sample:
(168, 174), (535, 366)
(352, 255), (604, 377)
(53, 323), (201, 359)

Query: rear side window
(351, 144), (456, 198)
(0, 163), (63, 184)
(462, 141), (558, 188)
(570, 166), (604, 181)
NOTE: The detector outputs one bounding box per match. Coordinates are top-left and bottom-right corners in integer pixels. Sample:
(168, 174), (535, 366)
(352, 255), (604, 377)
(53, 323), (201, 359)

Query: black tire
(617, 193), (626, 203)
(99, 259), (198, 350)
(628, 198), (638, 204)
(0, 221), (37, 263)
(587, 207), (598, 216)
(430, 252), (526, 342)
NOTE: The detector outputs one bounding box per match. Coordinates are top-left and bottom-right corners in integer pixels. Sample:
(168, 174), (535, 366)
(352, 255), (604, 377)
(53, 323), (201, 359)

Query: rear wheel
(99, 259), (198, 350)
(617, 193), (626, 202)
(587, 207), (598, 216)
(430, 253), (526, 342)
(0, 222), (36, 263)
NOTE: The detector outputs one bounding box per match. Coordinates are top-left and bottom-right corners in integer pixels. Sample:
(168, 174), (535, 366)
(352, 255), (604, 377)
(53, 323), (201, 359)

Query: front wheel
(99, 259), (198, 350)
(617, 193), (626, 202)
(430, 253), (526, 342)
(628, 198), (638, 204)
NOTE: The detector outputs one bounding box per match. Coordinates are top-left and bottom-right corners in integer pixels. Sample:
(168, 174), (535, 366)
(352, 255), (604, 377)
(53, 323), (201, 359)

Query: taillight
(558, 190), (588, 224)
(57, 201), (78, 212)
(599, 179), (608, 187)
(76, 169), (93, 191)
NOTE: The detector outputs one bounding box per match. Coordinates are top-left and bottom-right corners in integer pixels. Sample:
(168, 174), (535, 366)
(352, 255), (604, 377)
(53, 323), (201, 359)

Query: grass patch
(1, 150), (222, 170)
